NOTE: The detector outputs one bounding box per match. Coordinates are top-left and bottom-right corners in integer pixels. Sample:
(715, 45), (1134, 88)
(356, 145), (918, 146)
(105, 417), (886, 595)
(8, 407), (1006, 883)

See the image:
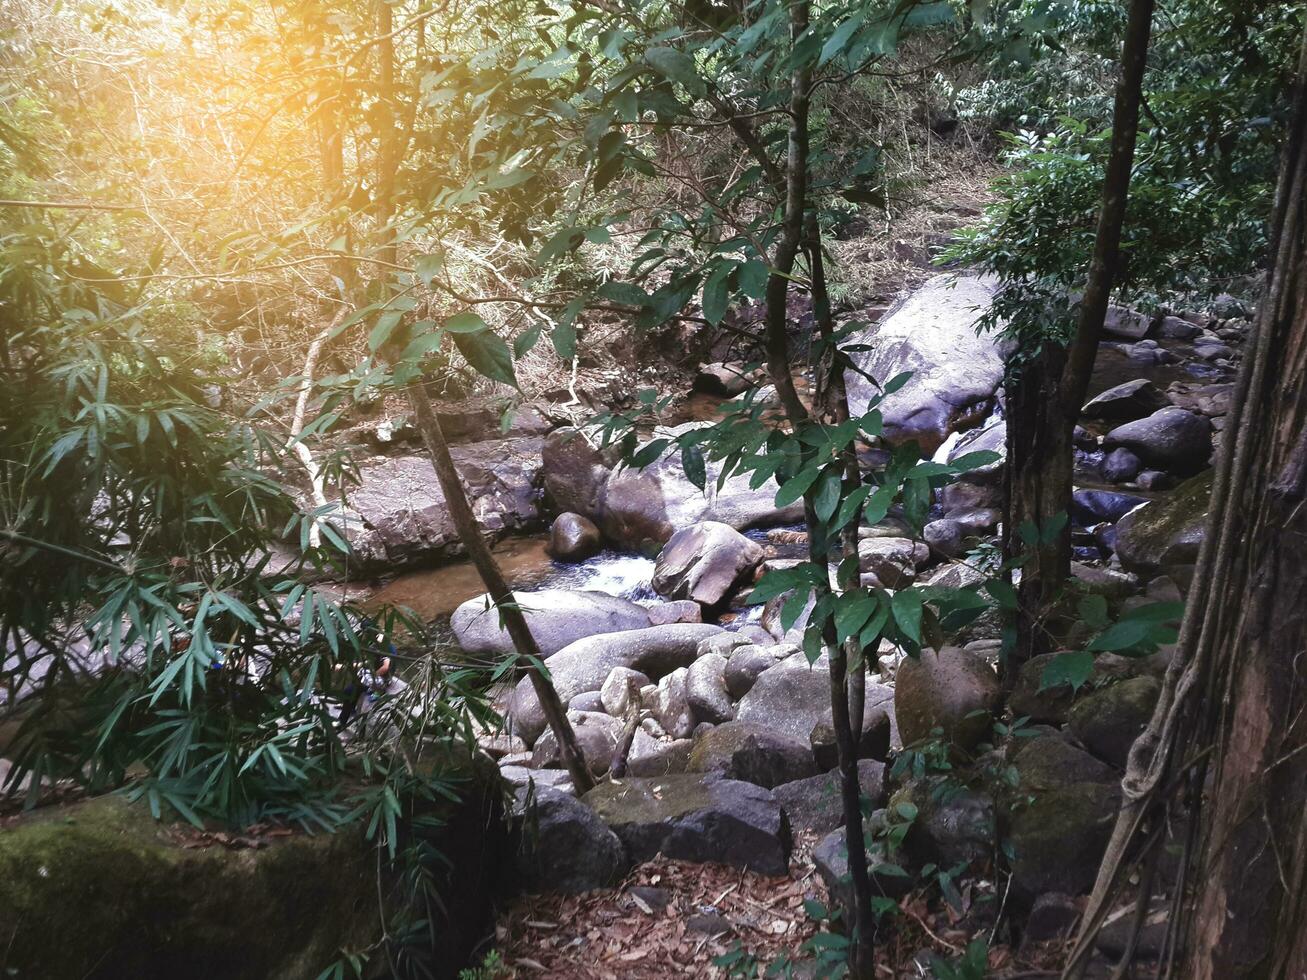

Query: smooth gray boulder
(600, 666), (650, 717)
(1103, 407), (1212, 474)
(513, 786), (629, 893)
(736, 652), (898, 748)
(686, 652), (734, 724)
(843, 275), (1005, 451)
(724, 643), (791, 699)
(652, 667), (695, 739)
(651, 521), (764, 607)
(583, 774), (791, 875)
(940, 415), (1006, 513)
(451, 589), (651, 659)
(627, 731), (693, 777)
(1102, 305), (1151, 339)
(547, 512), (602, 561)
(506, 623), (723, 743)
(542, 426), (617, 517)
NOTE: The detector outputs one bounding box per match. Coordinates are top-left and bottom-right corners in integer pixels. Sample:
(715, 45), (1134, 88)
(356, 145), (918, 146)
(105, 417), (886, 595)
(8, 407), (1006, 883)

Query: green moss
(584, 774), (715, 824)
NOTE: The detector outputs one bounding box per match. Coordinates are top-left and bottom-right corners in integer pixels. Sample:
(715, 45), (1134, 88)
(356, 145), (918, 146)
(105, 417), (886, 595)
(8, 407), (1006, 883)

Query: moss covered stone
(1114, 470), (1212, 575)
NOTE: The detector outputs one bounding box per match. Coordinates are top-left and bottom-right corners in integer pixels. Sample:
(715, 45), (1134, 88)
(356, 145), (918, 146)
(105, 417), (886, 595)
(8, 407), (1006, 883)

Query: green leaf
(1040, 650), (1094, 692)
(1086, 618), (1154, 652)
(367, 310), (404, 352)
(813, 466), (842, 523)
(891, 589), (923, 643)
(552, 319), (577, 360)
(451, 329), (517, 387)
(775, 466), (820, 507)
(701, 263), (731, 325)
(414, 253), (443, 288)
(738, 260), (769, 299)
(513, 322), (542, 358)
(681, 443), (706, 490)
(445, 311), (490, 333)
(646, 47), (704, 96)
(820, 13), (867, 66)
(834, 590), (877, 642)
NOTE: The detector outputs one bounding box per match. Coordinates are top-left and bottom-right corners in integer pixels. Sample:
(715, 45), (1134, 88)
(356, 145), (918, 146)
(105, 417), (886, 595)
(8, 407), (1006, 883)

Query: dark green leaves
(1040, 650), (1094, 692)
(645, 47), (704, 97)
(450, 322), (517, 388)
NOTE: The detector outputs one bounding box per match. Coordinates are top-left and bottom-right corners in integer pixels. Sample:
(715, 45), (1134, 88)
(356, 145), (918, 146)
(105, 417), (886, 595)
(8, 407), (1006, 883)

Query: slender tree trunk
(406, 385), (595, 794)
(760, 5), (875, 975)
(1004, 0), (1155, 683)
(375, 0), (398, 268)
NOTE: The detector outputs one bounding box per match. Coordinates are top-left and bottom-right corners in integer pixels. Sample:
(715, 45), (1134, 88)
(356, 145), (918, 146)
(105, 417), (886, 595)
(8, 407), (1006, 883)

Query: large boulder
(513, 786), (629, 893)
(686, 652), (734, 724)
(894, 646), (1001, 753)
(547, 512), (602, 561)
(894, 777), (997, 868)
(1009, 782), (1122, 901)
(687, 721), (818, 788)
(542, 427), (617, 517)
(843, 275), (1005, 451)
(1114, 471), (1211, 575)
(940, 415), (1006, 513)
(599, 423), (805, 550)
(736, 652), (897, 750)
(1103, 408), (1212, 474)
(651, 521), (764, 607)
(772, 760), (887, 835)
(724, 643), (792, 699)
(857, 536), (930, 588)
(530, 710), (623, 776)
(1067, 676), (1162, 769)
(506, 623), (724, 743)
(451, 589), (651, 659)
(1011, 733), (1119, 794)
(584, 774), (791, 875)
(1081, 379), (1171, 422)
(1101, 305), (1151, 339)
(337, 437), (544, 569)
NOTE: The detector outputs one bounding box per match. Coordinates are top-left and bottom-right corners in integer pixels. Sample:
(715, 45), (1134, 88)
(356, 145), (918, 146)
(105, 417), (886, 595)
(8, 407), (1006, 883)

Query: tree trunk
(406, 384), (595, 794)
(1176, 33), (1307, 976)
(1067, 26), (1307, 978)
(1003, 0), (1155, 683)
(760, 6), (876, 975)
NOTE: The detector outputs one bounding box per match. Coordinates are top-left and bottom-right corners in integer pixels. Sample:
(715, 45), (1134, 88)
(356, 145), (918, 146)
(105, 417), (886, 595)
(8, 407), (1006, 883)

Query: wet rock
(1009, 781), (1121, 900)
(651, 521), (764, 608)
(940, 415), (1007, 513)
(686, 652), (734, 724)
(1071, 562), (1137, 599)
(687, 721), (817, 788)
(736, 652), (897, 748)
(1114, 471), (1210, 574)
(452, 589), (652, 659)
(1071, 489), (1149, 525)
(514, 786), (628, 893)
(499, 765), (573, 795)
(894, 646), (1001, 753)
(1102, 447), (1142, 484)
(531, 710), (622, 776)
(653, 667), (695, 739)
(547, 512), (602, 562)
(1135, 469), (1175, 491)
(507, 623), (724, 743)
(843, 275), (1006, 451)
(723, 643), (791, 699)
(772, 760), (887, 835)
(1157, 316), (1200, 340)
(600, 667), (650, 717)
(584, 774), (791, 874)
(1103, 408), (1212, 475)
(1081, 379), (1170, 422)
(1067, 676), (1162, 769)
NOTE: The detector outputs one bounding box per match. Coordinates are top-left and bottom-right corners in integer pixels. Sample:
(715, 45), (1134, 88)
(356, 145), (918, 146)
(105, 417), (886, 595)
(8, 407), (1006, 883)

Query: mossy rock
(1114, 471), (1211, 575)
(1007, 781), (1122, 902)
(0, 761), (506, 979)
